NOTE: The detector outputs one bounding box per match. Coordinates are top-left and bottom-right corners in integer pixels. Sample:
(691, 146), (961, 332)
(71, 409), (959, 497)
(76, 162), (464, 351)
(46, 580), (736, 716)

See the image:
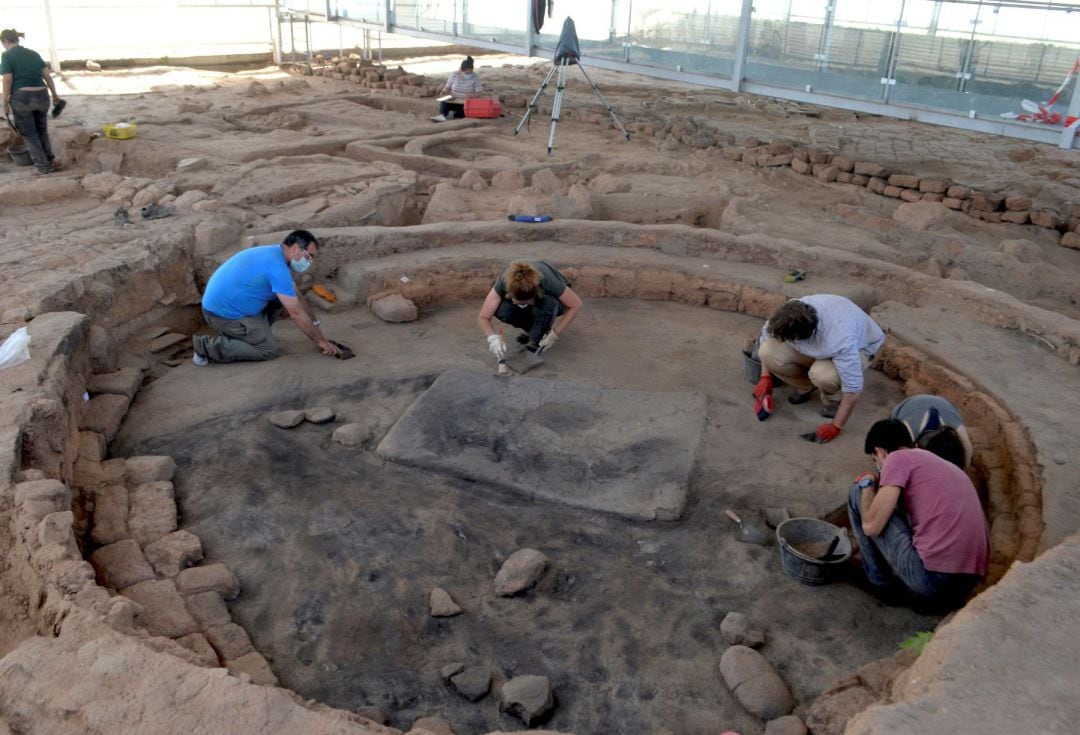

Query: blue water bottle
(508, 214), (553, 223)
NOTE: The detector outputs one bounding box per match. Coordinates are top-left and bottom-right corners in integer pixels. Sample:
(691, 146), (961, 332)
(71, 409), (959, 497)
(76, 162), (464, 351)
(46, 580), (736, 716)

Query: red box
(464, 98), (503, 119)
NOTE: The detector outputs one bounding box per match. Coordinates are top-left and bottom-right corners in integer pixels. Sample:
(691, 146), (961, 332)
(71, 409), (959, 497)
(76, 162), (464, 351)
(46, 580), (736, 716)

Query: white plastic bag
(0, 327), (31, 370)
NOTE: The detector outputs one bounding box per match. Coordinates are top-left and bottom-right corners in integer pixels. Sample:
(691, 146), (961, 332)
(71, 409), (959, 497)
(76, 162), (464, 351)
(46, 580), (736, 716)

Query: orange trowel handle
(312, 284), (336, 303)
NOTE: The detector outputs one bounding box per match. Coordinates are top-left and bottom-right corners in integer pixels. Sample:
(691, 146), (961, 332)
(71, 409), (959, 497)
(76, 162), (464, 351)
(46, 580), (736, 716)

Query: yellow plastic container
(103, 122), (138, 140)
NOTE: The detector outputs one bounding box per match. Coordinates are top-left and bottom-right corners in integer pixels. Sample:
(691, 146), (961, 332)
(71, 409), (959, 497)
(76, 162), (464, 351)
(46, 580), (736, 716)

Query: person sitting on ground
(193, 230), (341, 365)
(890, 394), (973, 469)
(477, 260), (582, 361)
(847, 418), (989, 611)
(752, 294), (885, 444)
(1, 28), (64, 175)
(430, 56), (484, 122)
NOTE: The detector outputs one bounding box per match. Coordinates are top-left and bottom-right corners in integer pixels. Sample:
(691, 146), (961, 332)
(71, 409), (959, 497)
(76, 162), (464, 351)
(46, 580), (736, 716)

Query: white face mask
(290, 256), (312, 274)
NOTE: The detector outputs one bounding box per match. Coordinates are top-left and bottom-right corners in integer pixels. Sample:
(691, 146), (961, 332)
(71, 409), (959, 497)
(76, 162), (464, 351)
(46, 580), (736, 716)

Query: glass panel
(746, 0), (900, 100)
(461, 0), (526, 46)
(623, 1), (741, 77)
(891, 0), (1080, 119)
(391, 0), (456, 34)
(330, 0), (385, 23)
(535, 1), (629, 64)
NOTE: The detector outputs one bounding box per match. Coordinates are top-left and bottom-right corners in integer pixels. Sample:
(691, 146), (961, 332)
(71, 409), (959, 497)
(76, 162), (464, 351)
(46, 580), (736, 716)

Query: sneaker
(429, 114), (447, 122)
(788, 387), (817, 405)
(192, 336), (209, 366)
(48, 160), (62, 172)
(821, 403), (839, 419)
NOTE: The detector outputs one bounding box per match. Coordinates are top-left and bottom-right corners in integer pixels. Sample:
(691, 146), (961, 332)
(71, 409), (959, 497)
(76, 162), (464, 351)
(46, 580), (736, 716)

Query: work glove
(853, 472), (878, 490)
(752, 374), (773, 400)
(486, 334), (506, 359)
(815, 423), (842, 444)
(753, 394), (774, 422)
(538, 329), (559, 352)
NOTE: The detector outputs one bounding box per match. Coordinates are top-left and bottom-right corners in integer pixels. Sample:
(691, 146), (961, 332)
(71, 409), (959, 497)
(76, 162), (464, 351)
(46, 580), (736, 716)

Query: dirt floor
(3, 50), (1080, 734)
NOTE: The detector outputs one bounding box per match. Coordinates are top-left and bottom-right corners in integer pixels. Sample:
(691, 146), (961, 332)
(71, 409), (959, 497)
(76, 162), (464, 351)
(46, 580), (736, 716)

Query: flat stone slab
(376, 369), (704, 520)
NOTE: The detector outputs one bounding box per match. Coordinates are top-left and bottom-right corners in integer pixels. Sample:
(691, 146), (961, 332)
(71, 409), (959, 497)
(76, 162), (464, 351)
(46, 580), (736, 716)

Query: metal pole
(42, 0), (61, 73)
(816, 2), (835, 72)
(730, 0), (754, 93)
(958, 1), (981, 93)
(269, 3), (282, 65)
(882, 0), (906, 105)
(624, 1), (633, 63)
(305, 15), (313, 74)
(525, 0), (534, 57)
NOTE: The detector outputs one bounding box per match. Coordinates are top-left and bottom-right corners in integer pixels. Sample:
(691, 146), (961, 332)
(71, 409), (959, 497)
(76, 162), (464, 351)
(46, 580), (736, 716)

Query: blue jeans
(10, 88), (54, 172)
(846, 483), (979, 603)
(494, 294), (564, 349)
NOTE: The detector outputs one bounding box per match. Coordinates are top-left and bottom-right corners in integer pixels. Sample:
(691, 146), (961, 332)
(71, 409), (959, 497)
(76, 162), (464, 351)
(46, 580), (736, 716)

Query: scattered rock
(91, 540), (156, 590)
(371, 294), (418, 323)
(422, 181), (475, 224)
(194, 216), (244, 257)
(494, 548), (549, 596)
(175, 633), (219, 667)
(304, 407), (336, 424)
(91, 484), (129, 546)
(721, 612), (766, 647)
(460, 169), (487, 190)
(765, 714), (808, 735)
(269, 410), (305, 428)
(500, 675), (554, 725)
(450, 665), (492, 701)
(530, 168), (562, 194)
(409, 716), (455, 735)
(588, 173), (631, 194)
(1061, 231), (1080, 249)
(38, 511), (75, 549)
(492, 169), (526, 190)
(87, 368), (143, 400)
(332, 423), (371, 447)
(720, 645), (795, 720)
(430, 587), (462, 617)
(441, 662), (465, 680)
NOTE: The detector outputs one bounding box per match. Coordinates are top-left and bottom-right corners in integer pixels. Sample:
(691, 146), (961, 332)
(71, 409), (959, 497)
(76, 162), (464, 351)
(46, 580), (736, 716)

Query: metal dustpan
(503, 347), (544, 375)
(725, 509), (770, 546)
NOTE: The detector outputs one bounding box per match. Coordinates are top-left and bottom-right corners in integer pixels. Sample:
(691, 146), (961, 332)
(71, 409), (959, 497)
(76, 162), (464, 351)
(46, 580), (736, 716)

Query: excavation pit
(115, 300), (941, 734)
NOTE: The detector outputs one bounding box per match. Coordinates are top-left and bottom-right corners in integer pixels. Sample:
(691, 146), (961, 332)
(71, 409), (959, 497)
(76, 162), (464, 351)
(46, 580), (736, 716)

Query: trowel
(725, 509), (770, 546)
(502, 347), (545, 375)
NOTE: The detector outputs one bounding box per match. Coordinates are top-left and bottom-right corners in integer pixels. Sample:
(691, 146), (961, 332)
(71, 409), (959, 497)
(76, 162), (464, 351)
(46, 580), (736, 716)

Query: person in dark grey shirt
(890, 394), (972, 469)
(477, 260), (583, 361)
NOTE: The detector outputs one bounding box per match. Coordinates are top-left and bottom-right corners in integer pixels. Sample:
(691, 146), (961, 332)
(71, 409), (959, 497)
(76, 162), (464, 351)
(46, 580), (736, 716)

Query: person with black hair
(890, 394), (972, 469)
(847, 418), (989, 610)
(193, 230), (342, 364)
(430, 56), (484, 122)
(752, 294), (884, 443)
(1, 29), (64, 174)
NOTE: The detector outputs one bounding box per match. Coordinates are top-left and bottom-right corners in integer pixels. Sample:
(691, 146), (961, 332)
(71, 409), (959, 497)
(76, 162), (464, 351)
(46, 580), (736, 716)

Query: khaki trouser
(196, 302), (282, 363)
(759, 338), (868, 404)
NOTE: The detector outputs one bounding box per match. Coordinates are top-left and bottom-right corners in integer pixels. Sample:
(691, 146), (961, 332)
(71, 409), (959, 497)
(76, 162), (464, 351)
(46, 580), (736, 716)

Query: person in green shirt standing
(2, 29), (64, 174)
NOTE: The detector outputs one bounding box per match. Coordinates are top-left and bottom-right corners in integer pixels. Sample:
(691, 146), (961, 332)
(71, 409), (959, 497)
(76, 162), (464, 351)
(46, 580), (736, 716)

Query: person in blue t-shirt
(193, 230), (341, 364)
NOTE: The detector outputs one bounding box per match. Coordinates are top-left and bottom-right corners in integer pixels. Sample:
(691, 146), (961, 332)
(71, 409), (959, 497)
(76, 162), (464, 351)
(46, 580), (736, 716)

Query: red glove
(754, 394), (774, 422)
(815, 423), (842, 443)
(752, 374), (773, 400)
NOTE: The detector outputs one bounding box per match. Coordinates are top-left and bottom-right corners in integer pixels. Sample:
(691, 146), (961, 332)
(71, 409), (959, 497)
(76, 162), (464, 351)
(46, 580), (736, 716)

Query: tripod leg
(547, 59), (568, 155)
(515, 63), (560, 136)
(576, 62), (631, 141)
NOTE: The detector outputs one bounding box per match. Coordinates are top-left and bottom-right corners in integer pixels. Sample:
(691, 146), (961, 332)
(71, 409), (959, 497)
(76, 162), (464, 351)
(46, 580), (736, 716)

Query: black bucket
(9, 145), (33, 167)
(776, 518), (851, 586)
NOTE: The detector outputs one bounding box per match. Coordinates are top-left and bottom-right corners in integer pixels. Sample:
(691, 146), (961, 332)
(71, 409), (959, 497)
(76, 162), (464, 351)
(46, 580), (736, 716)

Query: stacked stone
(82, 452), (277, 686)
(70, 370), (276, 685)
(317, 59), (438, 97)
